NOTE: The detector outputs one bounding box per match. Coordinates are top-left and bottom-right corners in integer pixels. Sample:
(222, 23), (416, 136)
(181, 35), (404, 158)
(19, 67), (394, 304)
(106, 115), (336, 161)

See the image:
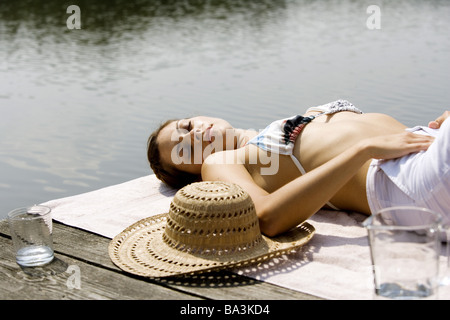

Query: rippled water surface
(1, 0), (450, 218)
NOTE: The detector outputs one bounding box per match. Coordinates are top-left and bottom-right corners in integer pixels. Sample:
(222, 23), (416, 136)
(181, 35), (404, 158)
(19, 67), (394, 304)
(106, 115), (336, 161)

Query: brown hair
(147, 120), (201, 189)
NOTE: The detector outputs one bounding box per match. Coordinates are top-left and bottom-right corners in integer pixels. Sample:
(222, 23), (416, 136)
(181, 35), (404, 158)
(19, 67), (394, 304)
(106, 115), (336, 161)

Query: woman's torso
(243, 111), (408, 214)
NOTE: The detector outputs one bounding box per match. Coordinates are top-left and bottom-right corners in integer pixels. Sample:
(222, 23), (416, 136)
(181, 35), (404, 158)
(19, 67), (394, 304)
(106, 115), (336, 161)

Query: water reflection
(1, 0), (449, 218)
(0, 0), (288, 35)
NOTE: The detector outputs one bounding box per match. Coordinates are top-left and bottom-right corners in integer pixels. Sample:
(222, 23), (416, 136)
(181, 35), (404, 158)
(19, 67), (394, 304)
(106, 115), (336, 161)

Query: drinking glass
(363, 206), (442, 299)
(8, 205), (54, 267)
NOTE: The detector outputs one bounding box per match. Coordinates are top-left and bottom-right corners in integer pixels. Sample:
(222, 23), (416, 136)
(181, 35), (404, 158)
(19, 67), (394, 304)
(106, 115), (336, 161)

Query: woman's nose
(189, 126), (202, 142)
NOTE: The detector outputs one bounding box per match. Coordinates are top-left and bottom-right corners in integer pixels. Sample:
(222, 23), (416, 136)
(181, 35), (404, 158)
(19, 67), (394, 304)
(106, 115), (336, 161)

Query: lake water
(1, 0), (450, 219)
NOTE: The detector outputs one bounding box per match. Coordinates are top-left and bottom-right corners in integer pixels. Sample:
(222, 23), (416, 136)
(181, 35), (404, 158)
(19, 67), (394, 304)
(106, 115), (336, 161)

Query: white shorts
(366, 118), (450, 224)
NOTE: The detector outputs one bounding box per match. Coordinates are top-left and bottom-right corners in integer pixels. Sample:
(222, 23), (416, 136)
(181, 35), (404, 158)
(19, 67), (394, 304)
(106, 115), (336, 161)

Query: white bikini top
(246, 100), (363, 210)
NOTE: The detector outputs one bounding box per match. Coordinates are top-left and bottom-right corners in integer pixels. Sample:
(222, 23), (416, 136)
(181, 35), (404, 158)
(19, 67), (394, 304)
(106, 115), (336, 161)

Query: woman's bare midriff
(246, 112), (408, 214)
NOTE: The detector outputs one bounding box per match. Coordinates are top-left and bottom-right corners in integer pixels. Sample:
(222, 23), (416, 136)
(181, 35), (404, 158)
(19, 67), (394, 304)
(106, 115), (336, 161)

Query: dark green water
(1, 0), (449, 218)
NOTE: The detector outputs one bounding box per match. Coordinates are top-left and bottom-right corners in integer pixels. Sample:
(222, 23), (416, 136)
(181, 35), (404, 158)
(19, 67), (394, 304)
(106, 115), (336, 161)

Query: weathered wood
(0, 236), (198, 300)
(0, 220), (321, 300)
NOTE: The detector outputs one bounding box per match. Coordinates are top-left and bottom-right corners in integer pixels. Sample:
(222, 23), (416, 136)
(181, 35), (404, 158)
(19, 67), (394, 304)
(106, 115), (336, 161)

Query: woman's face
(157, 116), (235, 174)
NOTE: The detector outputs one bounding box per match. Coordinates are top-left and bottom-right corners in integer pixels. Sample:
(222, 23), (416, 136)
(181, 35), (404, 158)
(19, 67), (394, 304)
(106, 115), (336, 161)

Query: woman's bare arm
(202, 132), (434, 237)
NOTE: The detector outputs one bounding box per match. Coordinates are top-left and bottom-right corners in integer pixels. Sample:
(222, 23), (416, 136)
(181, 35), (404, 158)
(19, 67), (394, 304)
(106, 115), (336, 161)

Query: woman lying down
(148, 100), (449, 237)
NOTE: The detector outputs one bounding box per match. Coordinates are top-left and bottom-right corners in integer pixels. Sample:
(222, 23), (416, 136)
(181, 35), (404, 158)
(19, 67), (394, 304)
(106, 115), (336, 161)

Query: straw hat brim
(109, 213), (315, 278)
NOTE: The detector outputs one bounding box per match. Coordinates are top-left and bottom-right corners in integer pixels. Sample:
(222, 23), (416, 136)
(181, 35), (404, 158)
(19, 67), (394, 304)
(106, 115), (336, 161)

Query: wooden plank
(0, 220), (321, 300)
(0, 236), (200, 300)
(51, 223), (321, 300)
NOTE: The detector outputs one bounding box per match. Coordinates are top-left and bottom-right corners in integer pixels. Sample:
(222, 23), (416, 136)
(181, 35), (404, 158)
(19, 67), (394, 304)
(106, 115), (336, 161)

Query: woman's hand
(363, 132), (434, 160)
(428, 111), (450, 129)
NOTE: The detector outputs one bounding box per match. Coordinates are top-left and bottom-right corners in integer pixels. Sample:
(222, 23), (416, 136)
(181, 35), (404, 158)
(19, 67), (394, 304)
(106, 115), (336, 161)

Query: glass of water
(363, 206), (442, 300)
(8, 205), (54, 267)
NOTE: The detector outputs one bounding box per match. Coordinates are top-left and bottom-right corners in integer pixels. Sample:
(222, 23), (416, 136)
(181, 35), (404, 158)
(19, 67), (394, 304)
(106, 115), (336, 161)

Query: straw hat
(109, 181), (315, 278)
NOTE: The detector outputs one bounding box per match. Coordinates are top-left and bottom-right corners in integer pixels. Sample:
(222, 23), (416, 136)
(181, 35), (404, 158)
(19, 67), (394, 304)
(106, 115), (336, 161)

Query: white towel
(41, 174), (450, 300)
(42, 175), (176, 239)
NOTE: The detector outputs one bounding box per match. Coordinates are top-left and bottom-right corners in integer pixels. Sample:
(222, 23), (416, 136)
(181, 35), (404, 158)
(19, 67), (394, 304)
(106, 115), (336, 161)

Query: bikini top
(246, 99), (363, 210)
(247, 100), (363, 160)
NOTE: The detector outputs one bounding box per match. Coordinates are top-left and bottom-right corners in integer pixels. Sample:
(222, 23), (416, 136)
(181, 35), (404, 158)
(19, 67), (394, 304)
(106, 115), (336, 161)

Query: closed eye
(176, 119), (192, 132)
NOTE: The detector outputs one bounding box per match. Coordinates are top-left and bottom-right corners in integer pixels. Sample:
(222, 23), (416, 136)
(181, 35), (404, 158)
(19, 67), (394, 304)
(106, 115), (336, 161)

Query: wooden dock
(0, 219), (321, 301)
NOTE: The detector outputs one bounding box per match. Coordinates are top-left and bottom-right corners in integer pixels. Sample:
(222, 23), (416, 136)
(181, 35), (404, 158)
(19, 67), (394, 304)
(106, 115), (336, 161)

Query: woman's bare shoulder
(201, 149), (254, 186)
(201, 148), (269, 202)
(203, 148), (246, 166)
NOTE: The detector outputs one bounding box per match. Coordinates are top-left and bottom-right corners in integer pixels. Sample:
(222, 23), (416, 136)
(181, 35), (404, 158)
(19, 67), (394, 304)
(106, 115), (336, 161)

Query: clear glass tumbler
(363, 206), (442, 299)
(7, 205), (54, 267)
